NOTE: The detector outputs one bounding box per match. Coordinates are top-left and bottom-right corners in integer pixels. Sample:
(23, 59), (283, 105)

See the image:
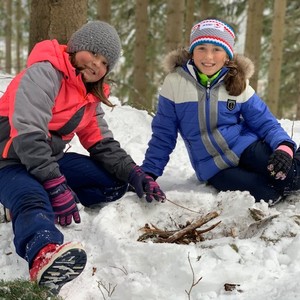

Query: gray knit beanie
(67, 21), (121, 71)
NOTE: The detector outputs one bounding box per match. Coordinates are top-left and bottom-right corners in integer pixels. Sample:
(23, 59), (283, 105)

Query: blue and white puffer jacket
(142, 48), (295, 182)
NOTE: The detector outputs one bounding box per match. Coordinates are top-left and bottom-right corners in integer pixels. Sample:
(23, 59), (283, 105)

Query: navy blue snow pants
(208, 140), (300, 202)
(0, 152), (127, 267)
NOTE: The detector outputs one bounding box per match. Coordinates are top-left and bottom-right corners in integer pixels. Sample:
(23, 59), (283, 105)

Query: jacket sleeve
(78, 104), (136, 182)
(12, 62), (63, 182)
(142, 75), (179, 177)
(89, 138), (135, 182)
(241, 89), (296, 151)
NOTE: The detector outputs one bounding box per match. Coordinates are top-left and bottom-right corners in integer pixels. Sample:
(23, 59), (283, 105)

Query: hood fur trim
(163, 48), (255, 80)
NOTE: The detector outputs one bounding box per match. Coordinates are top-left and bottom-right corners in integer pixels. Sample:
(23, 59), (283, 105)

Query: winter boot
(29, 242), (87, 295)
(0, 205), (11, 223)
(4, 207), (11, 222)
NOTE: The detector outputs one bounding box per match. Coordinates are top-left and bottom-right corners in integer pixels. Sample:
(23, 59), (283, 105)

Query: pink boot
(29, 242), (87, 294)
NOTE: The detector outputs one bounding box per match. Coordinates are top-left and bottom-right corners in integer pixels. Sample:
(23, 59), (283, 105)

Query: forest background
(0, 0), (299, 119)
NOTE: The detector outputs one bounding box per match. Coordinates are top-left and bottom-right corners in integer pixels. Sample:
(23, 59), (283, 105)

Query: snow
(1, 76), (300, 300)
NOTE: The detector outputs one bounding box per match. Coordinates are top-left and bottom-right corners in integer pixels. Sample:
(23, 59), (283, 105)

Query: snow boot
(29, 241), (87, 295)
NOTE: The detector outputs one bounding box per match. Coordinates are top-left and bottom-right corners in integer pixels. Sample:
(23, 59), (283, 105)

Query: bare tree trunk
(184, 0), (195, 47)
(244, 0), (264, 91)
(5, 0), (12, 74)
(97, 0), (111, 22)
(131, 0), (150, 111)
(296, 76), (300, 119)
(29, 0), (88, 52)
(200, 0), (210, 20)
(15, 0), (23, 73)
(266, 0), (287, 117)
(165, 0), (185, 53)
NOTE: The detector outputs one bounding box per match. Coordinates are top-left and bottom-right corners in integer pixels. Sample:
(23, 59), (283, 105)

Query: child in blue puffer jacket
(142, 18), (300, 204)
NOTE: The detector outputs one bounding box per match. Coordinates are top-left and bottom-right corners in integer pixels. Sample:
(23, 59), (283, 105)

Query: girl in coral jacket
(142, 18), (300, 205)
(0, 21), (165, 294)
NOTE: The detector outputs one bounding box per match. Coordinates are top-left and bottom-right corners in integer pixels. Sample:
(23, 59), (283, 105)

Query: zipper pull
(206, 81), (211, 97)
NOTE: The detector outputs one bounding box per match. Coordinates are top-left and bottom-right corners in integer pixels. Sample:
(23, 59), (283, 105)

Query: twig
(165, 198), (202, 214)
(145, 192), (202, 214)
(185, 252), (202, 299)
(138, 211), (220, 244)
(110, 265), (128, 275)
(166, 211), (219, 243)
(97, 280), (117, 299)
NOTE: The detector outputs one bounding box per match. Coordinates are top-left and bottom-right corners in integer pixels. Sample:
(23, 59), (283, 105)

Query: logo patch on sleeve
(227, 99), (236, 111)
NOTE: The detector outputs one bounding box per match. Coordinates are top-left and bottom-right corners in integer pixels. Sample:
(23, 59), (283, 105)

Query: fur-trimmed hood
(163, 48), (255, 80)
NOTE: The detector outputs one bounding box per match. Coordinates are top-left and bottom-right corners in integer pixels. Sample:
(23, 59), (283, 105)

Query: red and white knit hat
(189, 19), (235, 60)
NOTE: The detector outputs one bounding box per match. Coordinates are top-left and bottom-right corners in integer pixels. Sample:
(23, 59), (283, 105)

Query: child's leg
(0, 165), (63, 266)
(58, 152), (128, 207)
(208, 166), (281, 202)
(239, 140), (272, 175)
(240, 141), (300, 196)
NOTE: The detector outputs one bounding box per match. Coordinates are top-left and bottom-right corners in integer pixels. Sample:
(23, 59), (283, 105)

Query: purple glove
(128, 166), (166, 203)
(267, 145), (293, 180)
(43, 175), (81, 226)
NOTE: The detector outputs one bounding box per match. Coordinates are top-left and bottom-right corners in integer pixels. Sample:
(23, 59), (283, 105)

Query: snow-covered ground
(1, 75), (300, 299)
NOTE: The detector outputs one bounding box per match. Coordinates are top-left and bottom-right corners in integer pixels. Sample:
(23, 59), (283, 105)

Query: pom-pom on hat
(67, 21), (121, 71)
(189, 19), (235, 60)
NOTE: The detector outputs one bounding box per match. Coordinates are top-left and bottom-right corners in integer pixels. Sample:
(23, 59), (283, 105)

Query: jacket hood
(26, 40), (73, 78)
(163, 48), (255, 80)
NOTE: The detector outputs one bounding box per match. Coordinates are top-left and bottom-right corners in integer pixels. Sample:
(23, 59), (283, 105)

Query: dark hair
(223, 59), (246, 96)
(69, 53), (115, 108)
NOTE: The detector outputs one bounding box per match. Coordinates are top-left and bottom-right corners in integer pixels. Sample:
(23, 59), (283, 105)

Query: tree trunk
(266, 0), (287, 117)
(184, 0), (195, 47)
(244, 0), (264, 91)
(200, 0), (210, 19)
(15, 0), (23, 73)
(296, 76), (300, 120)
(5, 0), (12, 74)
(165, 0), (185, 53)
(130, 0), (149, 111)
(29, 0), (88, 52)
(97, 0), (111, 22)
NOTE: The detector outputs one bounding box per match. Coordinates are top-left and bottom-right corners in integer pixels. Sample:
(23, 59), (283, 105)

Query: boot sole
(38, 244), (87, 295)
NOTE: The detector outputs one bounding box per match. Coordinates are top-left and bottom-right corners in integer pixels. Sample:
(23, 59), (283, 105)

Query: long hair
(69, 53), (115, 108)
(223, 58), (246, 96)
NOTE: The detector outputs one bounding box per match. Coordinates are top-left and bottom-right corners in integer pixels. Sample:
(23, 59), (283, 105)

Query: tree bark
(165, 0), (185, 53)
(244, 0), (264, 91)
(97, 0), (111, 22)
(130, 0), (149, 111)
(266, 0), (287, 117)
(29, 0), (88, 52)
(5, 0), (12, 74)
(184, 0), (195, 47)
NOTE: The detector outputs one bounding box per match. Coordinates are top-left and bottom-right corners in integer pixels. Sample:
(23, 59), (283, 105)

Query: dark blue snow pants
(208, 140), (300, 202)
(0, 152), (127, 267)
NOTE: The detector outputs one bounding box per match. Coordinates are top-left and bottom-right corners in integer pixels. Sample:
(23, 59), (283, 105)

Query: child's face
(192, 44), (228, 76)
(73, 51), (108, 82)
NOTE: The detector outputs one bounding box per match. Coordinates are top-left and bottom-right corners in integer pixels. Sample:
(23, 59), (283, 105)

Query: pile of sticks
(138, 211), (221, 244)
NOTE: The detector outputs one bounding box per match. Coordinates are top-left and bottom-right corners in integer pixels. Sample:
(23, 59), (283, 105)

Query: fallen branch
(138, 211), (220, 244)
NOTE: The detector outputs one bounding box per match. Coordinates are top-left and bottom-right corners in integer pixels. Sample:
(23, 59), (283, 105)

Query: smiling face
(192, 43), (228, 76)
(73, 51), (108, 82)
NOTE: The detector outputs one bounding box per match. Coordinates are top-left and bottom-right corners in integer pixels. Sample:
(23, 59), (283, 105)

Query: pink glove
(128, 166), (166, 203)
(43, 175), (81, 226)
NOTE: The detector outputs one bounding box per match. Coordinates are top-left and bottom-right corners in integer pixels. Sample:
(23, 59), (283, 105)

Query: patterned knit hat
(189, 19), (235, 60)
(67, 21), (121, 71)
